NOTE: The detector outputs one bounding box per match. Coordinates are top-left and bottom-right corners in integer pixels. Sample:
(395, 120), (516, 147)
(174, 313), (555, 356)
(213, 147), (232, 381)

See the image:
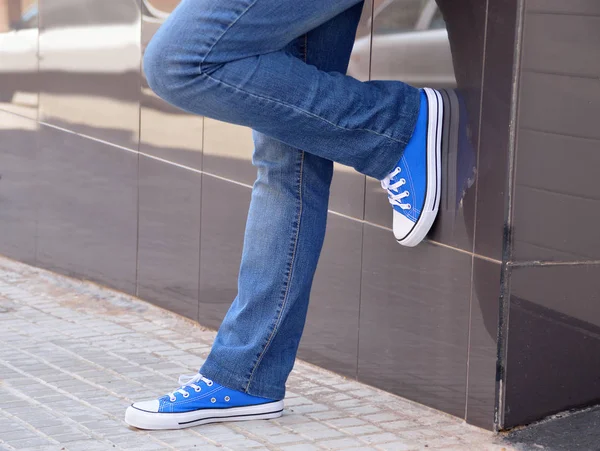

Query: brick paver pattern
(0, 256), (513, 451)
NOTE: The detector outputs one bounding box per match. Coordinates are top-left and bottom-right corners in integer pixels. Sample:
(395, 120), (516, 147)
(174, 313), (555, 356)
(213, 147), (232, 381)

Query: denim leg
(199, 4), (364, 400)
(143, 0), (420, 180)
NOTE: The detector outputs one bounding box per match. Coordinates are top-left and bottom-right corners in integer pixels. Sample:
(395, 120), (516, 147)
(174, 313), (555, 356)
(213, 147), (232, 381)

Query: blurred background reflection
(0, 0), (39, 119)
(38, 0), (141, 148)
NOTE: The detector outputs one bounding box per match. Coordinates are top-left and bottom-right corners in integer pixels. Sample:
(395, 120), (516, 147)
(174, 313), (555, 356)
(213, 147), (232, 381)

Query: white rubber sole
(395, 87), (443, 247)
(124, 400), (284, 430)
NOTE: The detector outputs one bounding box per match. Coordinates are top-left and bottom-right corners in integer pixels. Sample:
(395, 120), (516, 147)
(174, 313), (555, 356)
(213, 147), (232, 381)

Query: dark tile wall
(468, 258), (502, 429)
(500, 0), (600, 429)
(359, 228), (471, 417)
(0, 110), (38, 264)
(35, 125), (139, 295)
(137, 155), (202, 321)
(0, 0), (546, 431)
(504, 265), (600, 428)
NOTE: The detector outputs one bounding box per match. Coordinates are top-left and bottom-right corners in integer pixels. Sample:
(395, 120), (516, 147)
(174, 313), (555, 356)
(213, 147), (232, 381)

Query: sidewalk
(0, 256), (513, 451)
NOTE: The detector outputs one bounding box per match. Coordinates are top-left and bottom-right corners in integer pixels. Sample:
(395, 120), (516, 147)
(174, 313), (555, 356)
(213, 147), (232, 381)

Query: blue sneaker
(125, 373), (283, 430)
(381, 88), (443, 247)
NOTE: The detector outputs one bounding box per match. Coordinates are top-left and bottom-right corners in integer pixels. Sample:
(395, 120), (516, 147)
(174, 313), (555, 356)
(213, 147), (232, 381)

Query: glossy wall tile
(198, 176), (251, 330)
(137, 155), (201, 321)
(140, 0), (203, 170)
(358, 225), (471, 417)
(0, 110), (38, 263)
(298, 214), (362, 379)
(0, 0), (39, 119)
(38, 0), (141, 149)
(473, 0), (517, 260)
(504, 264), (600, 428)
(36, 125), (138, 295)
(202, 119), (255, 186)
(467, 257), (501, 429)
(511, 8), (600, 262)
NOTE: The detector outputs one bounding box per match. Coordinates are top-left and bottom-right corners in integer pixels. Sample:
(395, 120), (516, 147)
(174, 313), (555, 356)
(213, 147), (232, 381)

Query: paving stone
(0, 257), (514, 451)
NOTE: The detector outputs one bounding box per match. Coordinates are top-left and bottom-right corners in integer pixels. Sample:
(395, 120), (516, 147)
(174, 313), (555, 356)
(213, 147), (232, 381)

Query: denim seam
(200, 0), (259, 67)
(198, 72), (410, 148)
(245, 151), (305, 392)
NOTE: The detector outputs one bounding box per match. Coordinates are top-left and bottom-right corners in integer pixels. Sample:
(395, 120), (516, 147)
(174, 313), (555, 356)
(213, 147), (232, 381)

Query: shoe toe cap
(393, 210), (416, 241)
(131, 399), (160, 413)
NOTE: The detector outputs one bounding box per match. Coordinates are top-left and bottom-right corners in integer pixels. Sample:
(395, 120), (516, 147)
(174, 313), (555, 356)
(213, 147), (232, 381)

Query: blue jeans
(144, 0), (420, 400)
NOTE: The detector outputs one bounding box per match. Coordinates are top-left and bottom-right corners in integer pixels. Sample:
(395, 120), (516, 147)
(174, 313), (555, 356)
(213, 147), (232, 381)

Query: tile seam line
(509, 260), (600, 267)
(526, 10), (600, 18)
(520, 126), (600, 143)
(521, 67), (600, 81)
(518, 126), (600, 143)
(516, 183), (600, 202)
(465, 0), (491, 421)
(35, 120), (501, 262)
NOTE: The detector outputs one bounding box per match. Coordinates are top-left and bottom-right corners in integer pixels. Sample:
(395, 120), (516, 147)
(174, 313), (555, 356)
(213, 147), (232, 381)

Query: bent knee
(143, 33), (198, 104)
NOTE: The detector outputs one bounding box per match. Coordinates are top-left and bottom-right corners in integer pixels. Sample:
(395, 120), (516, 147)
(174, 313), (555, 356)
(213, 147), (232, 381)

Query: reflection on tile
(202, 119), (255, 186)
(139, 86), (203, 169)
(140, 1), (203, 170)
(505, 264), (600, 428)
(467, 258), (501, 430)
(369, 0), (455, 88)
(137, 155), (201, 321)
(0, 110), (38, 263)
(358, 225), (471, 417)
(364, 176), (392, 229)
(198, 176), (251, 329)
(429, 88), (476, 251)
(36, 125), (138, 294)
(0, 0), (39, 119)
(298, 214), (362, 379)
(329, 165), (365, 220)
(437, 0), (486, 133)
(39, 0), (141, 149)
(474, 0), (517, 260)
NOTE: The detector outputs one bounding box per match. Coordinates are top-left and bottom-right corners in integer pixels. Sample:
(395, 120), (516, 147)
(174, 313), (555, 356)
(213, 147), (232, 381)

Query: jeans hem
(199, 358), (285, 401)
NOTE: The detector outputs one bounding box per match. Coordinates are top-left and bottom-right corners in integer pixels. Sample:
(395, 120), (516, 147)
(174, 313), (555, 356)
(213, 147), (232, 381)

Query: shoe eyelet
(169, 396), (176, 402)
(403, 191), (410, 196)
(194, 387), (201, 392)
(183, 392), (190, 398)
(406, 204), (412, 209)
(206, 381), (213, 387)
(210, 397), (216, 403)
(224, 396), (230, 402)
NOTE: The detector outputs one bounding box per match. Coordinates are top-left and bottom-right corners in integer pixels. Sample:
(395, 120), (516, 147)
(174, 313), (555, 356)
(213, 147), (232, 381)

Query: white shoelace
(381, 167), (411, 210)
(166, 373), (213, 402)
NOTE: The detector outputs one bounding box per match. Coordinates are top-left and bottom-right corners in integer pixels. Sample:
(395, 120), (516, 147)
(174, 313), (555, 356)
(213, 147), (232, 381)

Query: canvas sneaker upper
(381, 88), (443, 247)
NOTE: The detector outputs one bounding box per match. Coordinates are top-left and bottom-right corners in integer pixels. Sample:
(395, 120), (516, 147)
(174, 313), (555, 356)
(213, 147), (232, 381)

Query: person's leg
(125, 3), (369, 430)
(199, 2), (365, 401)
(142, 0), (420, 181)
